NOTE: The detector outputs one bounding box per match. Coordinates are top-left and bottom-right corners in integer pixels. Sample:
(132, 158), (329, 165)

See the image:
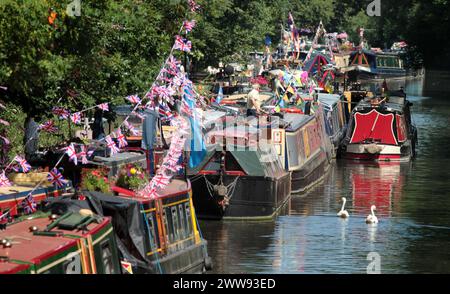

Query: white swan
(366, 205), (379, 224)
(337, 197), (349, 218)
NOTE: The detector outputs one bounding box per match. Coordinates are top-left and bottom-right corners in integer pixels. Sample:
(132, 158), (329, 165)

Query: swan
(366, 205), (379, 224)
(337, 197), (349, 218)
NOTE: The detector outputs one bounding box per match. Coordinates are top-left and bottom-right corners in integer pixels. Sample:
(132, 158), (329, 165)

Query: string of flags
(0, 0), (203, 215)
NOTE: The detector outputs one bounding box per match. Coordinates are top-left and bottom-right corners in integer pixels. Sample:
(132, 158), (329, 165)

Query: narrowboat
(0, 211), (121, 274)
(188, 126), (291, 221)
(267, 111), (333, 194)
(56, 177), (210, 274)
(342, 92), (417, 162)
(0, 172), (72, 217)
(317, 93), (348, 157)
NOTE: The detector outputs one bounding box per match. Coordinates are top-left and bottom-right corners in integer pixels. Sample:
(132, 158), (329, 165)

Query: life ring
(220, 101), (237, 105)
(281, 108), (304, 114)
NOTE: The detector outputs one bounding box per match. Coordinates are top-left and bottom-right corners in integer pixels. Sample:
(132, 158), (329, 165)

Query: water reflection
(200, 77), (450, 274)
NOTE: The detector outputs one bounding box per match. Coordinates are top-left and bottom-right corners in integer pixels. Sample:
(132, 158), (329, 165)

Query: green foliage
(81, 168), (110, 193)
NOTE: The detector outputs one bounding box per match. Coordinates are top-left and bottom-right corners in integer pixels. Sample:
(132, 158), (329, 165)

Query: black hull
(291, 150), (330, 194)
(154, 240), (210, 274)
(191, 174), (291, 221)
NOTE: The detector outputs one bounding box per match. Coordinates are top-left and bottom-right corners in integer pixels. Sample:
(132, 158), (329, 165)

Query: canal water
(200, 77), (450, 274)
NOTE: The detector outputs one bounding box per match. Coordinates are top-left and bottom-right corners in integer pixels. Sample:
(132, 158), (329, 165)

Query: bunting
(21, 194), (37, 214)
(13, 156), (31, 173)
(65, 143), (78, 165)
(39, 120), (59, 134)
(0, 171), (11, 187)
(174, 35), (192, 52)
(105, 135), (120, 155)
(47, 168), (68, 188)
(116, 129), (128, 148)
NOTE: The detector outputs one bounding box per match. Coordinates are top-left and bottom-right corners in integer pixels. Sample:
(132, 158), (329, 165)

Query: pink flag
(13, 156), (31, 173)
(97, 103), (109, 111)
(0, 171), (11, 187)
(39, 120), (59, 133)
(105, 135), (120, 155)
(183, 20), (196, 34)
(70, 112), (82, 125)
(65, 143), (78, 165)
(126, 95), (141, 105)
(116, 129), (128, 148)
(174, 35), (192, 52)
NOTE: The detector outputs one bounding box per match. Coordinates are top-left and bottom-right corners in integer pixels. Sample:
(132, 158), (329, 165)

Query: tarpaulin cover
(45, 192), (155, 274)
(350, 110), (397, 145)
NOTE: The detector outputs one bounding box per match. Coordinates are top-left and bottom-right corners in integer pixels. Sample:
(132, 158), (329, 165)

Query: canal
(200, 77), (450, 274)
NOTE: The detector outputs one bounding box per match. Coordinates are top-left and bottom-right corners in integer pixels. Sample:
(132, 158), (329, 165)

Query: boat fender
(204, 256), (213, 271)
(214, 184), (228, 197)
(365, 144), (383, 154)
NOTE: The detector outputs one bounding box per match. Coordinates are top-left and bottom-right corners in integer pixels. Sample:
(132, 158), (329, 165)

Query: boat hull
(344, 143), (414, 162)
(155, 240), (209, 274)
(291, 150), (330, 194)
(191, 173), (291, 221)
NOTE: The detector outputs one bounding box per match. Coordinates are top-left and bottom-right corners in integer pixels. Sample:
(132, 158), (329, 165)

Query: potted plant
(80, 168), (110, 193)
(114, 164), (149, 193)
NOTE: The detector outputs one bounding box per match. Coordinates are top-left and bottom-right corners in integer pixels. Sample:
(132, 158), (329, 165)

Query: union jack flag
(21, 194), (37, 215)
(70, 112), (82, 125)
(115, 129), (128, 148)
(126, 95), (141, 105)
(167, 56), (181, 72)
(65, 143), (78, 165)
(77, 145), (90, 164)
(183, 20), (196, 34)
(13, 156), (31, 173)
(145, 100), (155, 111)
(187, 0), (201, 12)
(97, 103), (109, 111)
(105, 135), (120, 155)
(165, 164), (183, 173)
(158, 104), (174, 120)
(174, 35), (192, 53)
(152, 173), (172, 189)
(138, 182), (159, 200)
(52, 107), (70, 119)
(123, 121), (139, 136)
(0, 171), (11, 187)
(39, 120), (58, 133)
(47, 168), (68, 188)
(154, 86), (175, 102)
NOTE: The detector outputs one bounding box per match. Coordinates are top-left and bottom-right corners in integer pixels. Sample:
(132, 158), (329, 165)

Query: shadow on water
(200, 76), (450, 274)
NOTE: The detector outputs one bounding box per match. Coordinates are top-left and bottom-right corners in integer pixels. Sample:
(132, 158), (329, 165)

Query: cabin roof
(318, 94), (341, 109)
(281, 113), (315, 131)
(0, 217), (109, 266)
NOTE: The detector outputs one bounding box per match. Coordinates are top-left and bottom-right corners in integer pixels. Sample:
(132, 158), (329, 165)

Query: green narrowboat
(0, 212), (121, 274)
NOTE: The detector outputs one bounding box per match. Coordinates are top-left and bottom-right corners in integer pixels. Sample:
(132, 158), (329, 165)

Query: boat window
(178, 204), (187, 240)
(100, 240), (116, 274)
(286, 132), (300, 169)
(171, 206), (180, 243)
(147, 212), (160, 250)
(184, 202), (193, 236)
(164, 207), (175, 244)
(257, 143), (285, 177)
